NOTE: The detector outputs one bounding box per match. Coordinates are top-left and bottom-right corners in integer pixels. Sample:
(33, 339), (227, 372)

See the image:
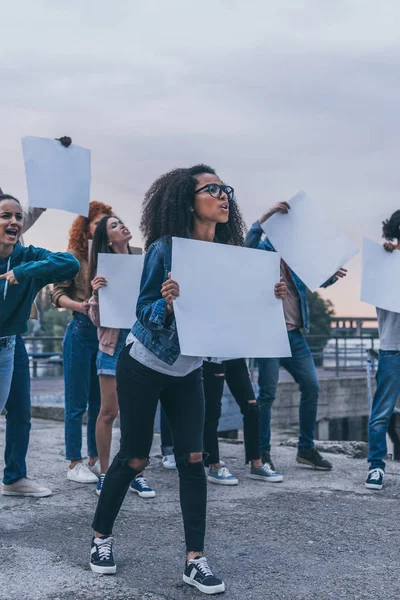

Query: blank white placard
(262, 190), (359, 292)
(171, 237), (291, 359)
(361, 237), (400, 313)
(22, 136), (91, 216)
(98, 253), (144, 329)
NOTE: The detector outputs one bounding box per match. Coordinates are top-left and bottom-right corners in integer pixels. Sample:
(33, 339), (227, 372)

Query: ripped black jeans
(203, 359), (260, 466)
(92, 345), (206, 552)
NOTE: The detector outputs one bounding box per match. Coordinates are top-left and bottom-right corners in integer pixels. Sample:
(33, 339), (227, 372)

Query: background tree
(306, 290), (335, 366)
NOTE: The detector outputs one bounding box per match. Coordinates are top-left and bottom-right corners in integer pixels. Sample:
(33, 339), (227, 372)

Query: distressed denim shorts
(96, 330), (129, 376)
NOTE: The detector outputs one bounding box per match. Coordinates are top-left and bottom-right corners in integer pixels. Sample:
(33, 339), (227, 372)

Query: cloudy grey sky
(2, 0), (400, 316)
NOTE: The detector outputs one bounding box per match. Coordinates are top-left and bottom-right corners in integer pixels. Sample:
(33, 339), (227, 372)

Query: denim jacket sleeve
(136, 242), (175, 332)
(320, 275), (338, 289)
(245, 221), (264, 249)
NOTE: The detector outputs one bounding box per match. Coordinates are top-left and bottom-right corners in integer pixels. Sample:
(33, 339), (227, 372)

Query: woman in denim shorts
(88, 215), (155, 498)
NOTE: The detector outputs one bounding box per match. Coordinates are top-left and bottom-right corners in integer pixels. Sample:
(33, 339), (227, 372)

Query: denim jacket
(245, 221), (337, 333)
(132, 236), (180, 365)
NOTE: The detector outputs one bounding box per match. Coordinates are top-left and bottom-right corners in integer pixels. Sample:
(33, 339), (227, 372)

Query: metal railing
(24, 334), (380, 379)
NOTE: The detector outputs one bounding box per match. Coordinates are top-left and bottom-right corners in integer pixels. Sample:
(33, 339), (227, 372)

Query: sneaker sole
(162, 464), (177, 470)
(2, 490), (53, 497)
(67, 475), (98, 484)
(130, 488), (156, 498)
(248, 474), (283, 483)
(207, 476), (238, 486)
(183, 574), (225, 594)
(365, 482), (383, 490)
(296, 457), (332, 470)
(90, 562), (116, 575)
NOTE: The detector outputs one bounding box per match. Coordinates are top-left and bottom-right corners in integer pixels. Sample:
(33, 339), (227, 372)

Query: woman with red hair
(52, 201), (112, 483)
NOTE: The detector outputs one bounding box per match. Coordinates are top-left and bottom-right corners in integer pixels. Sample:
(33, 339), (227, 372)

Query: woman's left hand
(161, 272), (180, 314)
(0, 270), (19, 285)
(274, 278), (287, 299)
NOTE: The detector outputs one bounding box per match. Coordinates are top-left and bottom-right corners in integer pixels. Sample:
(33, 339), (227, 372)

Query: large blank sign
(22, 136), (91, 216)
(98, 253), (144, 329)
(262, 190), (359, 292)
(171, 237), (291, 359)
(361, 237), (400, 313)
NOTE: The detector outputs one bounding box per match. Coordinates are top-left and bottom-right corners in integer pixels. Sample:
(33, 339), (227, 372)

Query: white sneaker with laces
(89, 460), (101, 478)
(162, 454), (177, 470)
(2, 478), (52, 497)
(67, 462), (98, 483)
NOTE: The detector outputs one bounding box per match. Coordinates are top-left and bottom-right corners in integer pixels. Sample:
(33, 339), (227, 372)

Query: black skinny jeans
(92, 345), (206, 552)
(203, 359), (260, 466)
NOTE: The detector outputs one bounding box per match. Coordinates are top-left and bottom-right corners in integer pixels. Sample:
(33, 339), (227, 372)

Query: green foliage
(306, 290), (335, 366)
(28, 286), (71, 353)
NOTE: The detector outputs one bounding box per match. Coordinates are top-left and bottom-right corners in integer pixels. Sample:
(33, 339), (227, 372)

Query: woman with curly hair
(52, 201), (112, 483)
(89, 165), (238, 593)
(89, 165), (286, 594)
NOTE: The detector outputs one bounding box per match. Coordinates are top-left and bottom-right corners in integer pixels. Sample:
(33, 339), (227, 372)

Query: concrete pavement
(1, 417), (400, 600)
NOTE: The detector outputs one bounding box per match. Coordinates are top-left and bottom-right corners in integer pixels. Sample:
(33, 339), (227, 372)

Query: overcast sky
(2, 0), (400, 316)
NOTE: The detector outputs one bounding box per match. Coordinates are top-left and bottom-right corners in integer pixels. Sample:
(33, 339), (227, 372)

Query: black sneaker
(90, 536), (116, 574)
(296, 447), (332, 471)
(183, 556), (225, 595)
(261, 451), (276, 471)
(365, 468), (384, 490)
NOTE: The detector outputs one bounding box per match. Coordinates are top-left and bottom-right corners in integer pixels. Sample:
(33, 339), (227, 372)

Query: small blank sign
(22, 136), (91, 216)
(98, 253), (144, 329)
(361, 237), (400, 313)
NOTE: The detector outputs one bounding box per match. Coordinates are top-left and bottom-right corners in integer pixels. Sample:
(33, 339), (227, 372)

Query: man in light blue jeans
(366, 210), (400, 490)
(246, 201), (346, 474)
(0, 335), (16, 413)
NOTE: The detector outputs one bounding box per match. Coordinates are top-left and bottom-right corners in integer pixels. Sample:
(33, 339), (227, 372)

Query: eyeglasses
(194, 183), (234, 201)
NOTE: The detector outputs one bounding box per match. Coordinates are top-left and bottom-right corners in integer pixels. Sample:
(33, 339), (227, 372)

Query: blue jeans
(258, 329), (320, 451)
(0, 335), (16, 414)
(63, 313), (100, 461)
(368, 350), (400, 471)
(3, 336), (31, 484)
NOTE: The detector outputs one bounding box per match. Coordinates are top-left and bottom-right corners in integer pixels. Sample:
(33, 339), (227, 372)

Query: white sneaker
(67, 463), (98, 483)
(89, 460), (101, 478)
(2, 478), (52, 497)
(162, 454), (177, 470)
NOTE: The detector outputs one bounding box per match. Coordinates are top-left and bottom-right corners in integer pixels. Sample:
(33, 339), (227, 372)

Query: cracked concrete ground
(1, 417), (399, 600)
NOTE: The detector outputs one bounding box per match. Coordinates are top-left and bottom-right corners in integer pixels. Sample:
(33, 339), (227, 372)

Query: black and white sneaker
(365, 468), (384, 490)
(90, 536), (116, 574)
(183, 556), (225, 595)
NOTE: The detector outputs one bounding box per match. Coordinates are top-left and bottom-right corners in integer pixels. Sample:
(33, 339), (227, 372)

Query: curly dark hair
(140, 164), (246, 250)
(382, 210), (400, 241)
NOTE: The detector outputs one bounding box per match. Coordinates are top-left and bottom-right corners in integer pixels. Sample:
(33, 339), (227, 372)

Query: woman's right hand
(78, 300), (90, 314)
(161, 272), (180, 314)
(91, 275), (108, 292)
(384, 242), (396, 253)
(258, 201), (290, 225)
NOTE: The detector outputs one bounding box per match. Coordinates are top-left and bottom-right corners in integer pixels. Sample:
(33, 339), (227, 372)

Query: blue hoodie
(0, 244), (79, 336)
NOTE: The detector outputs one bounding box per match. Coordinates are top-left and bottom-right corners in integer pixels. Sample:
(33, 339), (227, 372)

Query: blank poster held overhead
(98, 253), (144, 329)
(22, 136), (91, 216)
(262, 191), (359, 292)
(361, 237), (400, 314)
(171, 237), (291, 359)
